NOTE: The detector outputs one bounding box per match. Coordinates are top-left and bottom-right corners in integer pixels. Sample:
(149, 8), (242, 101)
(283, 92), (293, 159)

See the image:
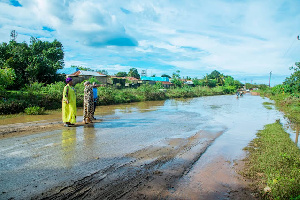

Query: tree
(116, 71), (127, 77)
(224, 76), (235, 86)
(0, 35), (64, 89)
(207, 70), (221, 79)
(97, 69), (108, 75)
(1, 40), (30, 88)
(151, 74), (156, 77)
(0, 67), (15, 90)
(27, 37), (64, 84)
(161, 74), (171, 78)
(192, 78), (203, 86)
(128, 68), (140, 79)
(172, 70), (180, 79)
(171, 78), (183, 87)
(284, 62), (300, 92)
(71, 65), (93, 71)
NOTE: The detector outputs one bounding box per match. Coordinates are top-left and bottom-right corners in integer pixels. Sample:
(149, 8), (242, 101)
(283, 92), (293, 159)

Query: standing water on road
(0, 94), (295, 199)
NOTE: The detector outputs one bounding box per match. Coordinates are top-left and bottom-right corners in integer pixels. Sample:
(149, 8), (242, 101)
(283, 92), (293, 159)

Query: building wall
(69, 75), (108, 85)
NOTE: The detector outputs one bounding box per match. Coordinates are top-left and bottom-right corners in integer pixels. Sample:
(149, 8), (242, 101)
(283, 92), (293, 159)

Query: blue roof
(141, 77), (169, 82)
(57, 67), (79, 75)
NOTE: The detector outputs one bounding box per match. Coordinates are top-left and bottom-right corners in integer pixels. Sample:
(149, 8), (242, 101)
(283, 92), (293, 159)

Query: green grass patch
(262, 102), (274, 105)
(243, 121), (300, 199)
(24, 106), (45, 115)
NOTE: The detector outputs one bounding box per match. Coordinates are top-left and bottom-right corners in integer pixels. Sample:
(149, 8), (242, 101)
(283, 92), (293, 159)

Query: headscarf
(66, 77), (73, 83)
(84, 81), (90, 86)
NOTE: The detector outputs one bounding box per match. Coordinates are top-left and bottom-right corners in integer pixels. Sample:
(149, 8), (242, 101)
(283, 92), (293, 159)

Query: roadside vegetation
(0, 79), (236, 115)
(242, 62), (300, 199)
(243, 122), (300, 199)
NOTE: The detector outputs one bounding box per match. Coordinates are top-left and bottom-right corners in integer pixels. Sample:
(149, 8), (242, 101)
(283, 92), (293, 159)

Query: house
(160, 81), (174, 88)
(140, 77), (170, 87)
(184, 80), (194, 87)
(109, 76), (140, 88)
(68, 70), (108, 85)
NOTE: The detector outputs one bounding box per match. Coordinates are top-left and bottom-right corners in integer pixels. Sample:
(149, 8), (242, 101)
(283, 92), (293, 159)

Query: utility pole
(10, 30), (18, 41)
(269, 71), (272, 88)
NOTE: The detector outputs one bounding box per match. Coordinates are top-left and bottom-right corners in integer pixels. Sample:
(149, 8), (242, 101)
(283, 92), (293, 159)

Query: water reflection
(83, 125), (97, 159)
(285, 122), (300, 146)
(296, 125), (299, 145)
(292, 123), (300, 145)
(94, 101), (165, 117)
(61, 128), (77, 168)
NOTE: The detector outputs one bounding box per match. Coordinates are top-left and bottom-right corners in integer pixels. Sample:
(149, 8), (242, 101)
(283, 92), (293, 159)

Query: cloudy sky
(1, 0), (300, 85)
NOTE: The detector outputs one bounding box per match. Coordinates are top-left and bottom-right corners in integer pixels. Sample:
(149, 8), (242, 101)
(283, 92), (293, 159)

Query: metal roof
(141, 77), (169, 82)
(69, 70), (107, 77)
(56, 67), (79, 75)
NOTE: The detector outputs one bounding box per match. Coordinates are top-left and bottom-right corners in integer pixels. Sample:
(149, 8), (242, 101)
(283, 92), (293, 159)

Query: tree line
(0, 33), (64, 90)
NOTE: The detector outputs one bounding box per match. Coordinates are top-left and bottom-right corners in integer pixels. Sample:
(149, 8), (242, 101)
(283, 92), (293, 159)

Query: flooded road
(0, 94), (295, 199)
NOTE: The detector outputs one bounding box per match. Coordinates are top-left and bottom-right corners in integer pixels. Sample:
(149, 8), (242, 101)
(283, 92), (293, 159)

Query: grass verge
(242, 121), (300, 200)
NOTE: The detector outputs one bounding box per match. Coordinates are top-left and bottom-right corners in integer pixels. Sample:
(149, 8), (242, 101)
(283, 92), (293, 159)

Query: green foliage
(284, 62), (300, 93)
(128, 68), (140, 79)
(222, 85), (236, 94)
(87, 77), (100, 84)
(71, 65), (93, 71)
(24, 106), (45, 115)
(172, 70), (180, 79)
(0, 98), (27, 114)
(115, 71), (127, 77)
(0, 67), (15, 90)
(243, 122), (300, 199)
(171, 78), (183, 87)
(207, 70), (221, 79)
(161, 74), (171, 78)
(155, 81), (164, 89)
(22, 82), (44, 92)
(97, 69), (108, 75)
(2, 82), (233, 115)
(192, 78), (204, 86)
(0, 36), (64, 89)
(224, 76), (235, 86)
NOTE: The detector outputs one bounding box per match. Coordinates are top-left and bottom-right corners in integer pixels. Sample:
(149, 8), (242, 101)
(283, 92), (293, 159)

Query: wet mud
(0, 95), (290, 199)
(32, 130), (224, 200)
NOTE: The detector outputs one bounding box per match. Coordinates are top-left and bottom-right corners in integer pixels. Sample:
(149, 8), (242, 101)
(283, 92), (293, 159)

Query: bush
(24, 106), (45, 115)
(0, 99), (27, 114)
(2, 83), (229, 115)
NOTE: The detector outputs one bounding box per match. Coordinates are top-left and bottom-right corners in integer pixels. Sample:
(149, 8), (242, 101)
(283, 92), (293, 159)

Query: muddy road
(0, 94), (289, 199)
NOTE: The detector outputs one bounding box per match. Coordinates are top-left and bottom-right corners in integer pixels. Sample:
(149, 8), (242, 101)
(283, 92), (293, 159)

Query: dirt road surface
(1, 95), (285, 199)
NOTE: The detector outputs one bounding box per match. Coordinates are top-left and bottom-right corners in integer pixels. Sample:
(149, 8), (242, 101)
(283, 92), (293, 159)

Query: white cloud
(0, 0), (299, 83)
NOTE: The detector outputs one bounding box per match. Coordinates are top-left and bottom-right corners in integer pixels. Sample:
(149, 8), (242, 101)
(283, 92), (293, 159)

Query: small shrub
(24, 106), (45, 115)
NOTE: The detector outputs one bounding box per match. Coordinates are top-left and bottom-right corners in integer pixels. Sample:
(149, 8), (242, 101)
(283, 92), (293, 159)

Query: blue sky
(0, 0), (300, 85)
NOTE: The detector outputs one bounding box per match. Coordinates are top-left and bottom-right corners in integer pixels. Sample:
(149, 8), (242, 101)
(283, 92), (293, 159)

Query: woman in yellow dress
(62, 77), (76, 127)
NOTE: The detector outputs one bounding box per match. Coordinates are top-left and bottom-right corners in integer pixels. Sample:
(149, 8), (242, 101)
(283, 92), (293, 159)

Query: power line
(283, 37), (297, 58)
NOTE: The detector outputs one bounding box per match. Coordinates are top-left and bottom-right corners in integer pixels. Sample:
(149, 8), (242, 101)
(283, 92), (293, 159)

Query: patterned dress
(83, 84), (94, 120)
(62, 84), (77, 124)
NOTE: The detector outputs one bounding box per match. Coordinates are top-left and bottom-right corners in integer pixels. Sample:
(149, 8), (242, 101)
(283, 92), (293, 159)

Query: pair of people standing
(62, 78), (100, 126)
(82, 81), (100, 124)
